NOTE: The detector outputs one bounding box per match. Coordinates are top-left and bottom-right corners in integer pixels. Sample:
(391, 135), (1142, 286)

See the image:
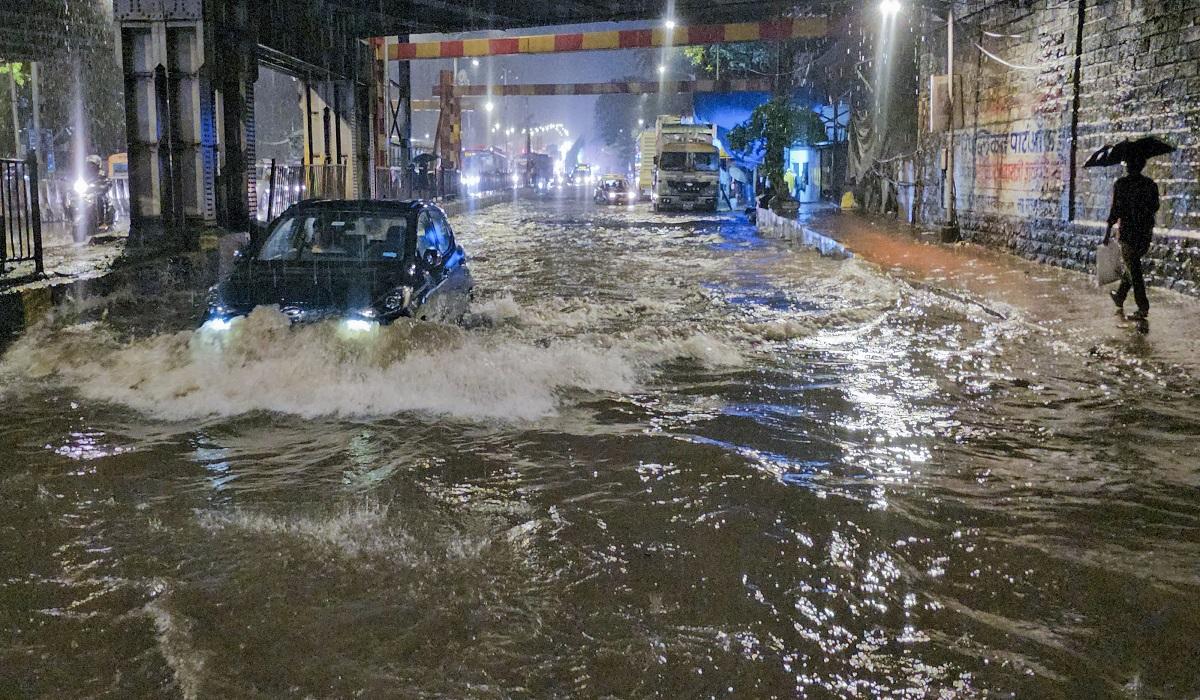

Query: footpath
(760, 206), (1200, 373)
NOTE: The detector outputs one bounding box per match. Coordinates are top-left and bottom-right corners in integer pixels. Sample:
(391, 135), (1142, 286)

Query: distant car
(202, 200), (472, 332)
(568, 165), (593, 186)
(594, 175), (633, 204)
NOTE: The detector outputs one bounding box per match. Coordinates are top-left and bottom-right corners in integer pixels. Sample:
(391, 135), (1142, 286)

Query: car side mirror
(422, 248), (439, 267)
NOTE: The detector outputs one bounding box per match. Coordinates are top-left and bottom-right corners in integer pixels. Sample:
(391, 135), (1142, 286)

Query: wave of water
(0, 305), (744, 422)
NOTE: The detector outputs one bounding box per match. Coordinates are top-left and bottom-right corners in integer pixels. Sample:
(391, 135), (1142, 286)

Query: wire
(974, 42), (1070, 71)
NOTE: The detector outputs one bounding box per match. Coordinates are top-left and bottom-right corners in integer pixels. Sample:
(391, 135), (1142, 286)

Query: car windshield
(603, 179), (625, 190)
(691, 152), (719, 171)
(659, 152), (687, 170)
(256, 212), (409, 262)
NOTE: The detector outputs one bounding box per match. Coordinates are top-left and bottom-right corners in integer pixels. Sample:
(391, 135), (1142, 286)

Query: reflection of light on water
(53, 430), (129, 463)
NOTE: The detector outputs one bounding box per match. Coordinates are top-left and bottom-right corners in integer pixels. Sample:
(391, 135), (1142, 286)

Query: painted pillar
(116, 0), (254, 242)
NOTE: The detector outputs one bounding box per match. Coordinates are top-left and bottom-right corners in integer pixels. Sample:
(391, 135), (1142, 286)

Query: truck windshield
(691, 153), (719, 172)
(659, 152), (687, 170)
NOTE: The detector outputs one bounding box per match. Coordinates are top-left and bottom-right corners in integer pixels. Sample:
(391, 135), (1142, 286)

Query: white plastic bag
(1095, 238), (1124, 286)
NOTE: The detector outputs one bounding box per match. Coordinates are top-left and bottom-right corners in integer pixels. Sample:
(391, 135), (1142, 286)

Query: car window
(431, 211), (454, 255)
(417, 209), (453, 260)
(256, 212), (408, 262)
(416, 211), (436, 259)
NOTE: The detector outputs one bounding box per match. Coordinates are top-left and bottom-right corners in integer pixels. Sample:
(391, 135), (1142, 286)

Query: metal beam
(383, 17), (828, 60)
(433, 78), (773, 98)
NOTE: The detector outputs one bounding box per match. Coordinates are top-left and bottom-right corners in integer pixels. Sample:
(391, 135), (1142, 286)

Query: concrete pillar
(116, 0), (255, 241)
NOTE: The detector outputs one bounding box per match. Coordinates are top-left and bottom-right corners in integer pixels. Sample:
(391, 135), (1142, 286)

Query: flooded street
(2, 197), (1199, 698)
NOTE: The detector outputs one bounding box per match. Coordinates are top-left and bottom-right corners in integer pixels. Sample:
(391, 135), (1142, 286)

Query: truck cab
(653, 144), (720, 212)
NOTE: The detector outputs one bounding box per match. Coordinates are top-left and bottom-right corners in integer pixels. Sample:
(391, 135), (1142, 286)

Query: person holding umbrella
(1086, 137), (1172, 334)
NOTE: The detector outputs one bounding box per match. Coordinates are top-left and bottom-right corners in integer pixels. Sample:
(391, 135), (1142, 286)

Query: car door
(431, 209), (472, 321)
(412, 206), (472, 322)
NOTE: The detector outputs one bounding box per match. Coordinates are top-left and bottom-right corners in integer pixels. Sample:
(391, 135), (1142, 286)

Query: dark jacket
(1107, 174), (1159, 248)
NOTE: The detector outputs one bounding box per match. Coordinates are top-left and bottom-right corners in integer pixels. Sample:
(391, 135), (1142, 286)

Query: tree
(592, 80), (690, 165)
(727, 97), (826, 211)
(682, 44), (774, 79)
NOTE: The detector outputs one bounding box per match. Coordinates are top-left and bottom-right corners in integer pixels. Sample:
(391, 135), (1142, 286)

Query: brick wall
(915, 0), (1200, 296)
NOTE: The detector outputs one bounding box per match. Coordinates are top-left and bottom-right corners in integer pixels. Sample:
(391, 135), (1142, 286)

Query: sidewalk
(793, 210), (1200, 373)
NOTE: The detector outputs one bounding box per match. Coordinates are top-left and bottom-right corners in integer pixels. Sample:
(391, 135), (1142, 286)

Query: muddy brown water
(2, 198), (1199, 698)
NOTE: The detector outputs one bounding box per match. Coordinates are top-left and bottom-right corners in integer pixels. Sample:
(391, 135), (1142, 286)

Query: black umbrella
(1083, 136), (1175, 168)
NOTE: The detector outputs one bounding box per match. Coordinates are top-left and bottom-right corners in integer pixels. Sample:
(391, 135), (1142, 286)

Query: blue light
(203, 317), (232, 331)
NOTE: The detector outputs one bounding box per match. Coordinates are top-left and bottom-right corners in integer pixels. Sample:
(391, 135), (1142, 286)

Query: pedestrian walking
(1104, 155), (1159, 334)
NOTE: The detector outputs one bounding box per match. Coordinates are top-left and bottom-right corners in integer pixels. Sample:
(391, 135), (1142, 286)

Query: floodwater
(2, 197), (1199, 698)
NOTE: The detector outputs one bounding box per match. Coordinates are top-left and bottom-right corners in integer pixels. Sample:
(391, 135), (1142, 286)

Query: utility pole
(943, 9), (960, 242)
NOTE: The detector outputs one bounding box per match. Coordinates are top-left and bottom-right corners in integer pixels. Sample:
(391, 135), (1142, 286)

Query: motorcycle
(64, 174), (116, 243)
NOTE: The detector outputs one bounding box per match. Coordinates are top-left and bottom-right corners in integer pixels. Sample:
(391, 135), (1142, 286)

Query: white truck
(651, 119), (720, 212)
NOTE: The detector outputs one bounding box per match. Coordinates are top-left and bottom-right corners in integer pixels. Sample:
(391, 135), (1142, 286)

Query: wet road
(2, 196), (1199, 698)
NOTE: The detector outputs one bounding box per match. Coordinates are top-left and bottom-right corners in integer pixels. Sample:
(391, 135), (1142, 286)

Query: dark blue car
(203, 200), (472, 332)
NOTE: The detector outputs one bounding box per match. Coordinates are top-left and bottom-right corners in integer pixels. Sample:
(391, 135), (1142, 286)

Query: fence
(1, 153), (44, 275)
(254, 161), (464, 225)
(254, 161), (347, 222)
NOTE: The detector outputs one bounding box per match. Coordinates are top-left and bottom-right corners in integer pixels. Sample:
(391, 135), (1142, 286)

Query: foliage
(592, 80), (691, 163)
(727, 97), (826, 201)
(683, 44), (775, 79)
(0, 63), (28, 87)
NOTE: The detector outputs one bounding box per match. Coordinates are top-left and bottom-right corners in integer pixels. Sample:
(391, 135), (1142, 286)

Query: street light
(879, 0), (900, 15)
(664, 18), (677, 29)
(657, 64), (666, 74)
(485, 101), (495, 112)
(471, 58), (480, 67)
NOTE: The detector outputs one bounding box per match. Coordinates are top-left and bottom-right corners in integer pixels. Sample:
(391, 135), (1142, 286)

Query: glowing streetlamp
(485, 101), (495, 112)
(664, 18), (677, 29)
(657, 64), (666, 75)
(879, 0), (901, 15)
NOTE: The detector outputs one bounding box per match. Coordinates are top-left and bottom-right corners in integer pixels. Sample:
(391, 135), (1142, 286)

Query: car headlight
(342, 318), (379, 333)
(201, 317), (233, 332)
(73, 178), (88, 195)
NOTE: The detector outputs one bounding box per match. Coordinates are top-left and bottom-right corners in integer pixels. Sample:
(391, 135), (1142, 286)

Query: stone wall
(915, 0), (1200, 295)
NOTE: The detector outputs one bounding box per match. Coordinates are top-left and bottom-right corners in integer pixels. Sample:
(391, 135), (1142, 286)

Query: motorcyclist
(67, 155), (115, 240)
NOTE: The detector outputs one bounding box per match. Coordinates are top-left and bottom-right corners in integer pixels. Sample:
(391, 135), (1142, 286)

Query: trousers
(1114, 239), (1150, 315)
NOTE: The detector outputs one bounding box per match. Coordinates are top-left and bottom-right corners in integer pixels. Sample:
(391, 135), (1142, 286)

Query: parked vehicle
(594, 174), (633, 204)
(202, 200), (472, 331)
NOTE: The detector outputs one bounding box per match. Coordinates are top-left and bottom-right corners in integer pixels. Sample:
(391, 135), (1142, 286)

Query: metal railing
(1, 153), (44, 275)
(373, 166), (462, 202)
(254, 161), (465, 225)
(255, 161), (348, 222)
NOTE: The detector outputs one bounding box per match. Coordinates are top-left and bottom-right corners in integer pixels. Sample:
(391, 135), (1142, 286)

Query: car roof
(282, 199), (428, 216)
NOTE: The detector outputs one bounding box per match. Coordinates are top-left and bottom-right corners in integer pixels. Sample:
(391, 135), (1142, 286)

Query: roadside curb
(755, 208), (851, 259)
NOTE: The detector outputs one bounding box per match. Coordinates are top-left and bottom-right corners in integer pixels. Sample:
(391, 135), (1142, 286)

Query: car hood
(215, 261), (409, 319)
